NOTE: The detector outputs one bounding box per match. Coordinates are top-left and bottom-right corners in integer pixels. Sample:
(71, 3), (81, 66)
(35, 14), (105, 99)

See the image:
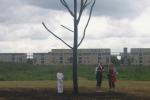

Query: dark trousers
(108, 79), (115, 89)
(96, 74), (102, 88)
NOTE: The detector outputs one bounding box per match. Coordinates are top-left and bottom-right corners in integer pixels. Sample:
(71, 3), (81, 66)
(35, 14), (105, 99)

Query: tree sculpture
(42, 0), (96, 94)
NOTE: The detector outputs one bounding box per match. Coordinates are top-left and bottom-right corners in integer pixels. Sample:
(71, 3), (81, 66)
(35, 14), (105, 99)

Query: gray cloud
(0, 0), (150, 53)
(0, 0), (52, 25)
(22, 0), (62, 10)
(0, 0), (58, 41)
(0, 0), (22, 24)
(0, 24), (50, 41)
(0, 0), (149, 25)
(94, 0), (148, 18)
(21, 0), (149, 18)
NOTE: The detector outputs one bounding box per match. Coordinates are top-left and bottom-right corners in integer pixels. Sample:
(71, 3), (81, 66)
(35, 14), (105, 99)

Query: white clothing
(57, 72), (64, 93)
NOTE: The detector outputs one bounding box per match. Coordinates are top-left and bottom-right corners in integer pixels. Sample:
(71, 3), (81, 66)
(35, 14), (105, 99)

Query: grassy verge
(0, 62), (150, 81)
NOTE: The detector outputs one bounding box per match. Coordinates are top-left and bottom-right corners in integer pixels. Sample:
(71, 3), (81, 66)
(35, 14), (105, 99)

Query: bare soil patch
(0, 88), (149, 100)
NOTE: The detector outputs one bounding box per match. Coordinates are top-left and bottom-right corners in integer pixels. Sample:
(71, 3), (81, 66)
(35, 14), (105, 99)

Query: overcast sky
(0, 0), (150, 53)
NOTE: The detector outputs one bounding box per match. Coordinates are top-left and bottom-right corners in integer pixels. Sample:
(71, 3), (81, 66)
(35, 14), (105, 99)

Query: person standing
(56, 72), (64, 93)
(95, 63), (104, 91)
(107, 63), (117, 89)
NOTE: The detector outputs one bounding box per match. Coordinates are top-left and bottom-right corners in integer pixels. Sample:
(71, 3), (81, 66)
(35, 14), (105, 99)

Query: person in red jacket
(107, 63), (117, 89)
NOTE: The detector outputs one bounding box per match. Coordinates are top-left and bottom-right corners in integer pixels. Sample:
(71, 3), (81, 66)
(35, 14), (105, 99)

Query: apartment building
(33, 49), (111, 65)
(33, 53), (51, 65)
(130, 48), (150, 65)
(0, 53), (27, 63)
(120, 48), (131, 65)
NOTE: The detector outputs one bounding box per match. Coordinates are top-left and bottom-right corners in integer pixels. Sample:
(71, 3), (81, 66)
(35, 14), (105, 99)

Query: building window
(98, 53), (101, 56)
(98, 56), (101, 62)
(41, 60), (44, 64)
(59, 57), (63, 64)
(59, 57), (63, 60)
(19, 58), (22, 63)
(139, 60), (142, 64)
(41, 54), (45, 64)
(139, 56), (142, 59)
(52, 57), (55, 63)
(131, 58), (134, 63)
(106, 57), (109, 63)
(12, 55), (15, 62)
(69, 57), (73, 63)
(79, 57), (82, 64)
(34, 59), (37, 63)
(139, 52), (142, 56)
(59, 60), (63, 64)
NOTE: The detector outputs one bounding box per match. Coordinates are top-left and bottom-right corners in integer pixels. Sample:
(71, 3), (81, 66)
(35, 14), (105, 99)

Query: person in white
(56, 72), (64, 93)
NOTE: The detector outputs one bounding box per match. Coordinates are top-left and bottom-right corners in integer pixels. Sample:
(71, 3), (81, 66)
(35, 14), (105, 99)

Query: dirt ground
(0, 88), (149, 100)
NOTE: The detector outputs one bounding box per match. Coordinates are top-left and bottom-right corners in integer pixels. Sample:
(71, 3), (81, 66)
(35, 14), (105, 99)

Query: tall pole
(73, 0), (78, 94)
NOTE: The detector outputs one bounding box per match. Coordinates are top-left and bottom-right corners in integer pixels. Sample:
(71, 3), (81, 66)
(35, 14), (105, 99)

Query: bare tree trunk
(73, 0), (78, 94)
(43, 0), (96, 95)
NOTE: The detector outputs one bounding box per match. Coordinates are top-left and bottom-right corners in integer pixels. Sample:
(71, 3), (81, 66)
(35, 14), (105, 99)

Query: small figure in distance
(107, 63), (117, 90)
(95, 62), (104, 92)
(57, 71), (64, 94)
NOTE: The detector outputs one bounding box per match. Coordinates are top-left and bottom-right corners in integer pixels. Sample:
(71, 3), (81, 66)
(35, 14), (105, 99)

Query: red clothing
(108, 65), (116, 89)
(109, 69), (116, 82)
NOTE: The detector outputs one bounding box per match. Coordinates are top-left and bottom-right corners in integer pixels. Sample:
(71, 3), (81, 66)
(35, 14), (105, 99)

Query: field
(0, 62), (150, 99)
(0, 62), (150, 81)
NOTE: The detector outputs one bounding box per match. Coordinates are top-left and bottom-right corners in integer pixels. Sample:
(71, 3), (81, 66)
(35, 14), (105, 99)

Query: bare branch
(77, 0), (84, 24)
(83, 0), (92, 8)
(77, 0), (96, 47)
(84, 0), (88, 5)
(77, 0), (92, 24)
(60, 0), (74, 17)
(42, 22), (73, 49)
(61, 25), (74, 32)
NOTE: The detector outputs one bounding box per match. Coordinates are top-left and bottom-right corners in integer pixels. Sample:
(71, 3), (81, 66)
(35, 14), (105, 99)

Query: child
(57, 72), (64, 93)
(107, 63), (116, 89)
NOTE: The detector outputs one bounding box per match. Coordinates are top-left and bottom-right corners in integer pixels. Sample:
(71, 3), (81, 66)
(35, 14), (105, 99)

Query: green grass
(0, 62), (150, 81)
(114, 65), (150, 81)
